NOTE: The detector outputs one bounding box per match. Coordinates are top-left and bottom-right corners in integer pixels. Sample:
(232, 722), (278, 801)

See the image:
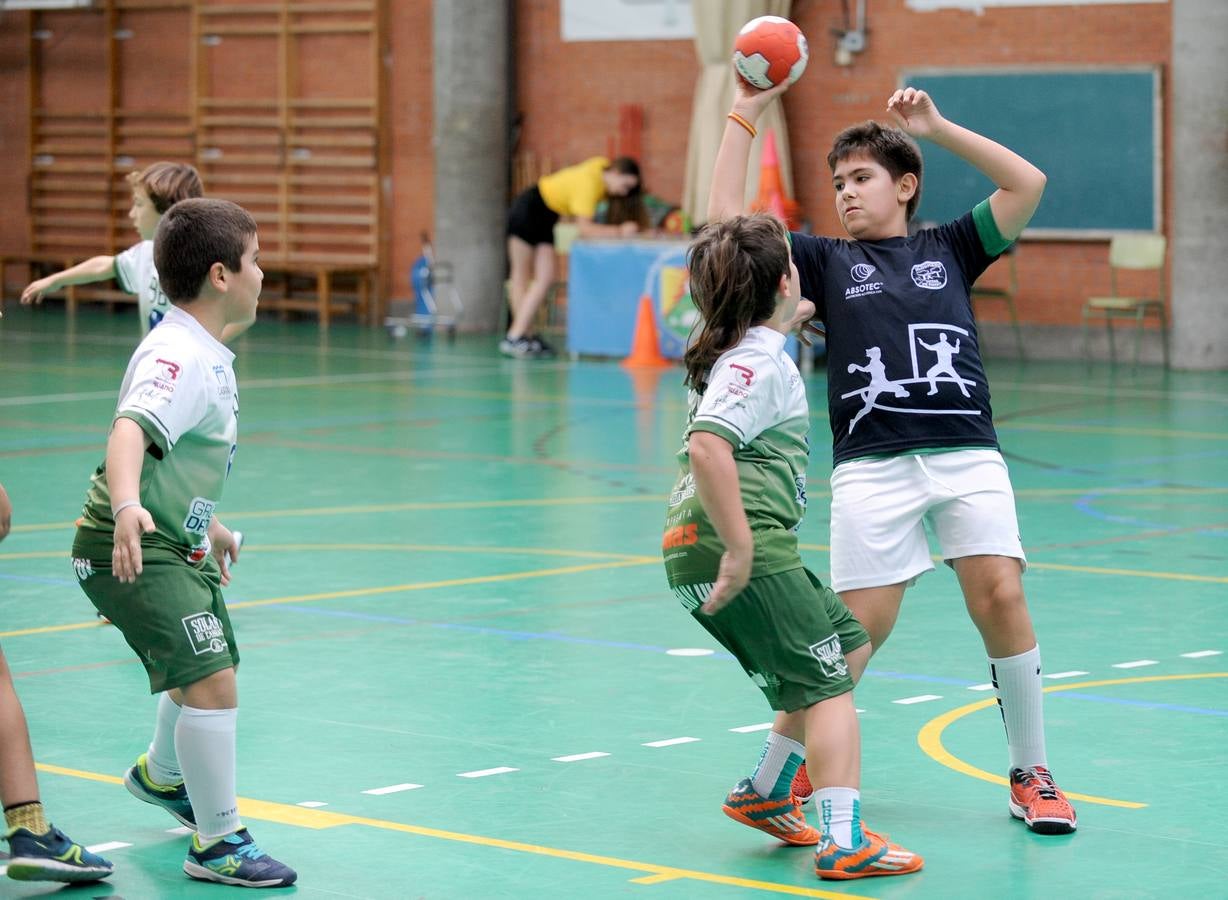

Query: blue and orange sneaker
(184, 828), (296, 888)
(1009, 766), (1077, 834)
(814, 826), (923, 880)
(4, 825), (114, 882)
(721, 778), (821, 845)
(124, 753), (196, 829)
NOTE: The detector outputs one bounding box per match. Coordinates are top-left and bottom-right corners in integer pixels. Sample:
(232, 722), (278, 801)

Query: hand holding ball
(733, 17), (809, 90)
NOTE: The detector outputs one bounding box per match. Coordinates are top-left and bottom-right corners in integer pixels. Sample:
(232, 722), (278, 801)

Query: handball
(733, 16), (809, 90)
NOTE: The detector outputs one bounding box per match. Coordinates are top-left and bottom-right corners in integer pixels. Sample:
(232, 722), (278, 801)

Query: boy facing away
(711, 81), (1077, 835)
(70, 198), (296, 887)
(21, 162), (202, 335)
(664, 214), (921, 881)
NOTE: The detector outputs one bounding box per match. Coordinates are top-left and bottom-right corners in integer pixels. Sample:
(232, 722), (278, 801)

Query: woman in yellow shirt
(503, 156), (641, 357)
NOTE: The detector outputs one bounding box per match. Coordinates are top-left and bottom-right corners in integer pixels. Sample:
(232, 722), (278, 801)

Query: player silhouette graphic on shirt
(846, 347), (910, 433)
(917, 332), (970, 397)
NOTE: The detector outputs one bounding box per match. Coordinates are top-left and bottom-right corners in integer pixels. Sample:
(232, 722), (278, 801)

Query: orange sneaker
(721, 778), (821, 846)
(791, 762), (814, 804)
(814, 826), (923, 880)
(1009, 766), (1077, 834)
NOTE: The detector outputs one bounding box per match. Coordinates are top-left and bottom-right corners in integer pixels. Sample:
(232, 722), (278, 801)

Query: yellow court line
(0, 556), (657, 637)
(227, 559), (655, 611)
(9, 484), (1227, 536)
(1025, 562), (1228, 584)
(917, 672), (1228, 808)
(34, 764), (870, 899)
(5, 495), (665, 535)
(996, 422), (1228, 441)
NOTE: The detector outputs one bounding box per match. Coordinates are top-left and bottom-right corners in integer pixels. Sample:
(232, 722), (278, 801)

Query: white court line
(1045, 671), (1090, 679)
(1181, 650), (1222, 658)
(552, 752), (610, 762)
(729, 723), (773, 733)
(666, 648), (715, 656)
(0, 366), (517, 409)
(892, 695), (942, 705)
(296, 801), (328, 808)
(167, 826), (194, 835)
(967, 682), (996, 691)
(86, 841), (132, 853)
(643, 737), (700, 748)
(1113, 660), (1159, 669)
(458, 767), (518, 778)
(362, 783), (424, 795)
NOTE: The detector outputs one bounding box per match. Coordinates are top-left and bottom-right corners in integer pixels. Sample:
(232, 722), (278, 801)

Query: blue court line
(268, 605), (1227, 717)
(1051, 691), (1228, 717)
(0, 573), (78, 587)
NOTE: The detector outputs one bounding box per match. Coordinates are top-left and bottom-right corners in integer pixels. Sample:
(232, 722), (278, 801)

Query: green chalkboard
(902, 69), (1160, 235)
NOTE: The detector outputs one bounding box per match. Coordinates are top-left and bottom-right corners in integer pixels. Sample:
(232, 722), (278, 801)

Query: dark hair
(127, 162), (204, 214)
(154, 198), (257, 303)
(604, 192), (649, 229)
(683, 214), (789, 391)
(827, 121), (923, 221)
(606, 156), (642, 195)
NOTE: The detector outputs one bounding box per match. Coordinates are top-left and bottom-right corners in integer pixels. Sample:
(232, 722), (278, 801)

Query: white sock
(989, 645), (1048, 771)
(750, 732), (805, 800)
(146, 693), (183, 785)
(815, 787), (862, 848)
(176, 705), (242, 840)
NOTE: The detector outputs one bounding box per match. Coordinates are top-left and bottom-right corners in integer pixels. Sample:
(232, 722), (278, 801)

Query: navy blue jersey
(792, 211), (1001, 465)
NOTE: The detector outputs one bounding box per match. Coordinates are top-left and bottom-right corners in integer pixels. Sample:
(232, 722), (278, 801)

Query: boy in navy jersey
(710, 81), (1076, 835)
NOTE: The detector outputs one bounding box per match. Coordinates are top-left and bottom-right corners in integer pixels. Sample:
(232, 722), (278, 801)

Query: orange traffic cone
(752, 128), (801, 229)
(622, 294), (671, 369)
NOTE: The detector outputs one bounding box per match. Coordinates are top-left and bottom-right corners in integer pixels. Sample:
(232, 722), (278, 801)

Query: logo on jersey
(669, 473), (696, 508)
(729, 363), (755, 386)
(155, 359), (181, 381)
(911, 260), (947, 290)
(182, 612), (228, 656)
(183, 497), (216, 538)
(850, 263), (876, 283)
(661, 523), (699, 550)
(808, 634), (848, 679)
(844, 276), (885, 300)
(213, 364), (232, 399)
(71, 557), (95, 581)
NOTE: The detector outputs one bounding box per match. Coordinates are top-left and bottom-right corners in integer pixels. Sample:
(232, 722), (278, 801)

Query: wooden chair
(971, 243), (1025, 359)
(1081, 233), (1168, 367)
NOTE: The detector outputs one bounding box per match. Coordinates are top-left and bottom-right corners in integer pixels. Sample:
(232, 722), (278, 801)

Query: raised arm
(20, 255), (117, 305)
(887, 87), (1046, 241)
(708, 77), (791, 223)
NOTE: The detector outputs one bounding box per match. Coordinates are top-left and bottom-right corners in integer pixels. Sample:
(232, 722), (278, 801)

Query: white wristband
(111, 499), (141, 518)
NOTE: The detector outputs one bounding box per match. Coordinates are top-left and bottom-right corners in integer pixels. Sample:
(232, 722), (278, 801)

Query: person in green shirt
(663, 213), (921, 881)
(70, 199), (295, 889)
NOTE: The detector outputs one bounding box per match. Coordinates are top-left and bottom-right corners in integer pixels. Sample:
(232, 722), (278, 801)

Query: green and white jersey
(663, 326), (811, 587)
(77, 306), (238, 565)
(114, 239), (172, 334)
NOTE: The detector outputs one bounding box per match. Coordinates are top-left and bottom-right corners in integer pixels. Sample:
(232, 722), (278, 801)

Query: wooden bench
(2, 253), (378, 330)
(255, 259), (378, 330)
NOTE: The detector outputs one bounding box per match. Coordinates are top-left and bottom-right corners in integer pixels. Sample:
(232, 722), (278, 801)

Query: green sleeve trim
(972, 199), (1012, 256)
(116, 410), (170, 456)
(687, 420), (742, 449)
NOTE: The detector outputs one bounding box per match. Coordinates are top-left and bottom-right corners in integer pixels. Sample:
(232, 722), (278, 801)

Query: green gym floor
(1, 304), (1225, 899)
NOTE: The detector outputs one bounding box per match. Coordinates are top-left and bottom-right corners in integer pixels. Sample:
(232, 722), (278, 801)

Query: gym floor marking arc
(917, 672), (1228, 808)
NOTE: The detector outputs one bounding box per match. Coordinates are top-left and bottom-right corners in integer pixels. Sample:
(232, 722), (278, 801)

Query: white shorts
(828, 449), (1026, 593)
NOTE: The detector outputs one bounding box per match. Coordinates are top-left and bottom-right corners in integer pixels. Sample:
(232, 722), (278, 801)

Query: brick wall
(511, 0), (1170, 328)
(0, 0), (1170, 327)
